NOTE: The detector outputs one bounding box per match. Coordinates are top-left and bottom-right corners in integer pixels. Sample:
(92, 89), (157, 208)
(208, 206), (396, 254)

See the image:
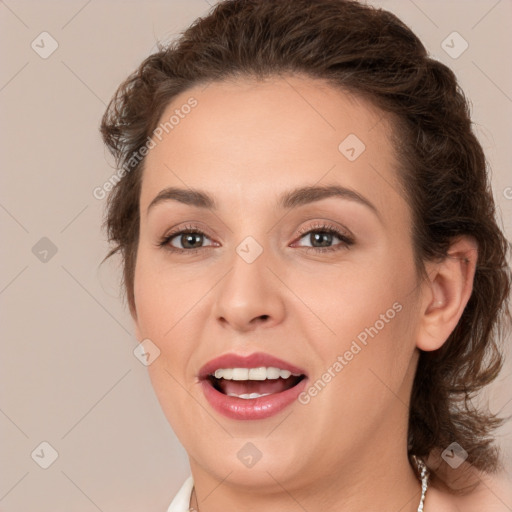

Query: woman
(99, 0), (511, 510)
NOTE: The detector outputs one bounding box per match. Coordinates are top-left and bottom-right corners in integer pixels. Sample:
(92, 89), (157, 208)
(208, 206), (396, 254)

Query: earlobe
(416, 236), (478, 352)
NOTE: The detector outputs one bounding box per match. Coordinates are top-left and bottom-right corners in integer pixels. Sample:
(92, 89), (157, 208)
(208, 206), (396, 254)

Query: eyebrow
(147, 184), (380, 218)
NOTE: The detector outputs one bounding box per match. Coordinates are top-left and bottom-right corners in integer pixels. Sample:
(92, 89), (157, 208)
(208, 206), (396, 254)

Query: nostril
(249, 314), (270, 325)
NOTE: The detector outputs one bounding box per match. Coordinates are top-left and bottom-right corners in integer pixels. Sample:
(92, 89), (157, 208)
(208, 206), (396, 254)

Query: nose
(212, 243), (286, 333)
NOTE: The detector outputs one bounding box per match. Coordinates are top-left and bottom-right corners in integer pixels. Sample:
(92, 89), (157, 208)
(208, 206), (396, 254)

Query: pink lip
(198, 352), (308, 421)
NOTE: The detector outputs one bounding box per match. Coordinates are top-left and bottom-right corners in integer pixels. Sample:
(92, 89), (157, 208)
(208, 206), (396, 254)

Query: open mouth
(206, 368), (306, 399)
(198, 353), (308, 419)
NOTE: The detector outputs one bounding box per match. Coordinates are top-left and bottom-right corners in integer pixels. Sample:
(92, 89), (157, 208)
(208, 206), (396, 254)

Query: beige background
(1, 0), (511, 510)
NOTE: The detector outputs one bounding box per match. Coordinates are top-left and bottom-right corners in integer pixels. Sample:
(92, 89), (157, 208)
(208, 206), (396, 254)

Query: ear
(416, 236), (478, 352)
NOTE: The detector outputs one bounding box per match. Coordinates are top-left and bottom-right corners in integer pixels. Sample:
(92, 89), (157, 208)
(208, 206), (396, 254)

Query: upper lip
(198, 352), (307, 380)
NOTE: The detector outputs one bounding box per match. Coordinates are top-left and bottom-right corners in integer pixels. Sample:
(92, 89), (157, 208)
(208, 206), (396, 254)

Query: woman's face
(133, 75), (425, 489)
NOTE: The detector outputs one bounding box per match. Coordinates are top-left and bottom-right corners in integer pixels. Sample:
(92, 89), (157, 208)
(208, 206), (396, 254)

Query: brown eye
(172, 232), (207, 249)
(302, 231), (336, 248)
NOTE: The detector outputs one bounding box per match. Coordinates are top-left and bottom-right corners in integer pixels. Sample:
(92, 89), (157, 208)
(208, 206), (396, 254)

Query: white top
(167, 476), (194, 512)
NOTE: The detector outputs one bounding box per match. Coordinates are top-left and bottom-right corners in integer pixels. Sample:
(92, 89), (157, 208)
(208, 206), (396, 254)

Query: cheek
(303, 246), (418, 381)
(132, 256), (198, 430)
(306, 248), (413, 335)
(304, 289), (418, 439)
(132, 248), (211, 374)
(133, 246), (184, 336)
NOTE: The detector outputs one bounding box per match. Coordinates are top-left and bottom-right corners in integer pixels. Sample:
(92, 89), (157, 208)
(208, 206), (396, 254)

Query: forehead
(139, 75), (406, 221)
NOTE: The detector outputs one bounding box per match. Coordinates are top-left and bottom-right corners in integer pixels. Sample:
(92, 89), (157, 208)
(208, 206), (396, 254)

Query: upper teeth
(212, 367), (301, 380)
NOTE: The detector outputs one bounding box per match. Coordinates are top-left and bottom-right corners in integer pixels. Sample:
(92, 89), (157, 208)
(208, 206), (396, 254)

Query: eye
(157, 224), (216, 253)
(292, 223), (354, 253)
(157, 222), (354, 255)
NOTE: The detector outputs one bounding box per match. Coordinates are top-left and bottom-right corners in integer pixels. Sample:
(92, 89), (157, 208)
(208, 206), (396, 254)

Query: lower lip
(201, 378), (308, 420)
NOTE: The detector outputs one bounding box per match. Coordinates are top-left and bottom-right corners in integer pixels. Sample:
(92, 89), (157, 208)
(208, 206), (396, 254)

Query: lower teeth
(227, 392), (272, 399)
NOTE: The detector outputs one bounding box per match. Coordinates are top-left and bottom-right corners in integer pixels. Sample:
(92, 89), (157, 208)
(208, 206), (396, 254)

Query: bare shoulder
(424, 472), (512, 512)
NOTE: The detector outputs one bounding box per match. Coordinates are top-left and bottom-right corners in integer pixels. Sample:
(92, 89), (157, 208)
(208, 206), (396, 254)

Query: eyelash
(157, 222), (354, 255)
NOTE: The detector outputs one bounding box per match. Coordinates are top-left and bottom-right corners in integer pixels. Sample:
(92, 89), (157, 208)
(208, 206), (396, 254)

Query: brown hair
(100, 0), (511, 492)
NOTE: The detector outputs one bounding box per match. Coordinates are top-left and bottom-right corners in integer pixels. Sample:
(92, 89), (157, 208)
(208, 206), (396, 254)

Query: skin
(131, 75), (481, 511)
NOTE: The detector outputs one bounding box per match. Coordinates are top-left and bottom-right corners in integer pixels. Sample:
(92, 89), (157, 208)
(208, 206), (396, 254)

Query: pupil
(312, 232), (332, 247)
(182, 233), (202, 248)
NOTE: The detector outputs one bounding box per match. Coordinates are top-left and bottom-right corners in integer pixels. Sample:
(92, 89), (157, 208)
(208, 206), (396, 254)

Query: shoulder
(425, 471), (512, 512)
